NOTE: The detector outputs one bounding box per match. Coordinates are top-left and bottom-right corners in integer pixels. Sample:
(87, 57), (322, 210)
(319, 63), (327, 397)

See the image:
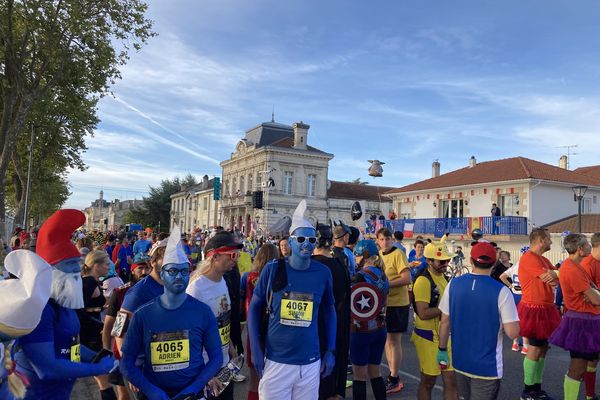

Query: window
(194, 199), (198, 210)
(440, 199), (464, 218)
(284, 171), (293, 195)
(256, 174), (262, 188)
(307, 174), (316, 197)
(583, 197), (592, 214)
(500, 194), (519, 216)
(203, 197), (208, 211)
(248, 174), (253, 192)
(239, 176), (245, 195)
(189, 199), (192, 210)
(224, 180), (229, 197)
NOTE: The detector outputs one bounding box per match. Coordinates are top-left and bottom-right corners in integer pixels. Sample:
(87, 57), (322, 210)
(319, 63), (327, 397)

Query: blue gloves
(143, 387), (171, 400)
(321, 350), (335, 377)
(247, 294), (266, 378)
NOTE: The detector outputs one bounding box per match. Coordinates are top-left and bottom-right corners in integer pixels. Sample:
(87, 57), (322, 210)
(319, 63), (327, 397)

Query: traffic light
(252, 190), (263, 209)
(213, 177), (221, 200)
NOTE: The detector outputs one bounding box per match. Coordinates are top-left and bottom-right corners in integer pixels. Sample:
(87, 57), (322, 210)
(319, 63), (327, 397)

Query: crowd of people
(1, 200), (600, 400)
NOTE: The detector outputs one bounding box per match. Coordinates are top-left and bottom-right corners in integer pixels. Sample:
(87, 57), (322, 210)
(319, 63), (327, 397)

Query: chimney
(559, 155), (568, 169)
(432, 160), (440, 177)
(469, 155), (477, 168)
(293, 121), (309, 150)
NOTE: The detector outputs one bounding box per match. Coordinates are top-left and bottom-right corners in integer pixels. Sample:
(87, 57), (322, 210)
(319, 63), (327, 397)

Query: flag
(403, 221), (415, 238)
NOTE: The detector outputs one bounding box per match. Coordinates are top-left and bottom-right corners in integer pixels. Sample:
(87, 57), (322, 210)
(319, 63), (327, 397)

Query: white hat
(163, 225), (189, 266)
(0, 250), (53, 336)
(289, 200), (314, 235)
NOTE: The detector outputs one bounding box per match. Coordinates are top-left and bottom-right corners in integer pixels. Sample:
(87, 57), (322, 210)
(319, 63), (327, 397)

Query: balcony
(365, 216), (528, 237)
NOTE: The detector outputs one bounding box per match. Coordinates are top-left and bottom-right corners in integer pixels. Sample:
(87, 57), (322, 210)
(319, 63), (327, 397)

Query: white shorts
(258, 358), (321, 400)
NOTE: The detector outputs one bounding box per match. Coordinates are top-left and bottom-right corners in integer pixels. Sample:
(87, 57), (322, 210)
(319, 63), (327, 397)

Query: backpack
(411, 268), (448, 319)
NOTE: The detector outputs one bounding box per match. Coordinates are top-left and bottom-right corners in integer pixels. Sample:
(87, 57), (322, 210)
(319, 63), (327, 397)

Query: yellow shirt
(237, 252), (252, 275)
(380, 247), (410, 307)
(413, 270), (448, 332)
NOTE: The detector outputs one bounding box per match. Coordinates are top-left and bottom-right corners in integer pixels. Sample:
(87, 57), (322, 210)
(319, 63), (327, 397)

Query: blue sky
(66, 0), (600, 209)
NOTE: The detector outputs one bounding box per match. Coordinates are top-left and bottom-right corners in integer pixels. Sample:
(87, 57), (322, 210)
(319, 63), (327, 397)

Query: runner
(349, 240), (389, 400)
(438, 242), (519, 400)
(0, 250), (52, 400)
(13, 209), (115, 400)
(500, 246), (530, 355)
(412, 240), (458, 400)
(549, 233), (600, 400)
(313, 222), (351, 400)
(186, 230), (244, 400)
(377, 227), (411, 394)
(247, 200), (336, 400)
(581, 232), (600, 400)
(121, 226), (222, 399)
(518, 229), (561, 400)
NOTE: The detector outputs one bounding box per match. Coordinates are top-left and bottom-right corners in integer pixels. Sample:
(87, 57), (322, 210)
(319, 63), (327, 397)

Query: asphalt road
(73, 319), (584, 400)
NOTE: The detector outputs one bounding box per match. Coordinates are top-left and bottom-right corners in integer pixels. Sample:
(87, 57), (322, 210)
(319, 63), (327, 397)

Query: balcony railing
(365, 216), (528, 237)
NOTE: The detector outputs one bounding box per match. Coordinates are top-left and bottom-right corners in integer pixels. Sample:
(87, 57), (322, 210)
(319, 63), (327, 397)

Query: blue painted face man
(288, 226), (318, 270)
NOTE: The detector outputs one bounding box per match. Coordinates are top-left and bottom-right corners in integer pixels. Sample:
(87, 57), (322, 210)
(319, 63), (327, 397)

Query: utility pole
(23, 124), (35, 229)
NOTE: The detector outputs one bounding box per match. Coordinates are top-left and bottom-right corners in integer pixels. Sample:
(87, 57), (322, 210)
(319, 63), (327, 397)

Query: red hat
(470, 242), (497, 264)
(19, 231), (31, 241)
(37, 209), (86, 265)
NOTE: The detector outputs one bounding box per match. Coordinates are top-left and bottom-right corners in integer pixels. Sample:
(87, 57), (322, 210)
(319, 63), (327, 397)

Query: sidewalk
(71, 378), (100, 400)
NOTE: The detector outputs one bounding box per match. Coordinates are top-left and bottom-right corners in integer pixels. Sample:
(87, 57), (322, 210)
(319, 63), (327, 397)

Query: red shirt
(518, 251), (556, 305)
(581, 255), (600, 288)
(560, 258), (600, 315)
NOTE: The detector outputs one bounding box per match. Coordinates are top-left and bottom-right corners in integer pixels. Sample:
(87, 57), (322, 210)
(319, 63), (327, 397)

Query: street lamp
(572, 185), (588, 233)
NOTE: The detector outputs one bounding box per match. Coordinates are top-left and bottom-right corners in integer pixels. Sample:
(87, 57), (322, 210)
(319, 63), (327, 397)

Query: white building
(170, 175), (219, 233)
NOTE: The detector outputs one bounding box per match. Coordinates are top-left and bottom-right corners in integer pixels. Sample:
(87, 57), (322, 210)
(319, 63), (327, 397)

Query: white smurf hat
(289, 199), (314, 235)
(0, 250), (52, 337)
(163, 224), (189, 267)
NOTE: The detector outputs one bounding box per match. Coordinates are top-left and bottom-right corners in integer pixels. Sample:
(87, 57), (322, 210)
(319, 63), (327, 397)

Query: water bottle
(439, 360), (448, 370)
(208, 355), (244, 397)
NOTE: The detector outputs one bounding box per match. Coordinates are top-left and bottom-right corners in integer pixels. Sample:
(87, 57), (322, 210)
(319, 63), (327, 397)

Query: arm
(320, 274), (337, 377)
(503, 322), (520, 340)
(498, 287), (520, 340)
(102, 315), (116, 350)
(583, 288), (600, 306)
(387, 252), (412, 287)
(415, 301), (441, 320)
(247, 293), (266, 377)
(499, 273), (512, 288)
(413, 277), (441, 320)
(438, 313), (450, 349)
(388, 269), (411, 287)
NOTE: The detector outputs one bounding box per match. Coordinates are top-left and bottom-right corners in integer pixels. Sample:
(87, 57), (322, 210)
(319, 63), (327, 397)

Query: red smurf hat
(37, 209), (86, 265)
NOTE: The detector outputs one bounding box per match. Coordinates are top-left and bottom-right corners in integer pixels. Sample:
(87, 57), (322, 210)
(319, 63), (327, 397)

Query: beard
(50, 269), (84, 309)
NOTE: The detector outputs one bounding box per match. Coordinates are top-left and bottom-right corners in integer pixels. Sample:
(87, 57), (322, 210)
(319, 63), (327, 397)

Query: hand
(320, 350), (335, 378)
(584, 293), (592, 303)
(207, 378), (225, 396)
(145, 387), (171, 400)
(540, 270), (558, 285)
(128, 382), (139, 393)
(252, 348), (265, 378)
(437, 349), (449, 369)
(97, 354), (116, 374)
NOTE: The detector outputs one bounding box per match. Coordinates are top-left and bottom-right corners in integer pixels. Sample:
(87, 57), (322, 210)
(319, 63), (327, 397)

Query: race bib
(219, 324), (230, 346)
(150, 331), (190, 372)
(70, 344), (81, 363)
(280, 292), (314, 327)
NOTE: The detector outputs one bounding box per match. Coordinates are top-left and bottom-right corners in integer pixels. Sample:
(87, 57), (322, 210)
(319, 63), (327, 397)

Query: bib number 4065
(155, 342), (184, 353)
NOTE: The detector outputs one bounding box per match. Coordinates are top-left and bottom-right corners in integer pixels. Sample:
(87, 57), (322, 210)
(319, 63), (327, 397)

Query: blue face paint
(53, 257), (82, 273)
(160, 263), (190, 295)
(288, 227), (317, 270)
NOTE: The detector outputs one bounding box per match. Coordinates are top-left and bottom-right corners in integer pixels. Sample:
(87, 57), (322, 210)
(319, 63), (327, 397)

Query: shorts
(259, 359), (320, 400)
(528, 338), (548, 347)
(350, 328), (386, 366)
(570, 351), (599, 362)
(411, 329), (454, 376)
(385, 305), (409, 333)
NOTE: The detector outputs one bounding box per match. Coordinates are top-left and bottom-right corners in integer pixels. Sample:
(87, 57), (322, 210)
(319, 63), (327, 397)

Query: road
(73, 321), (583, 400)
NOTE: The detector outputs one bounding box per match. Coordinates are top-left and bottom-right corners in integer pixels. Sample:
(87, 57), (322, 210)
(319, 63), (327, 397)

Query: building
(219, 120), (392, 235)
(107, 199), (144, 231)
(83, 191), (143, 231)
(170, 175), (219, 233)
(82, 191), (110, 231)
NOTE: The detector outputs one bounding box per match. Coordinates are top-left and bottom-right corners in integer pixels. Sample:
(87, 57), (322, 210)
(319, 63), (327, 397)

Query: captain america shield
(351, 282), (383, 321)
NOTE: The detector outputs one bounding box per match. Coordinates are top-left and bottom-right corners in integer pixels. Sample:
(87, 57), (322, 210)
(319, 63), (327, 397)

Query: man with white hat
(121, 225), (222, 400)
(13, 209), (115, 400)
(0, 250), (52, 399)
(247, 200), (337, 400)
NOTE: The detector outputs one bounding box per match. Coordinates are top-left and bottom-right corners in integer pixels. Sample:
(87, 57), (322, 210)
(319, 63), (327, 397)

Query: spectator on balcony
(491, 203), (501, 235)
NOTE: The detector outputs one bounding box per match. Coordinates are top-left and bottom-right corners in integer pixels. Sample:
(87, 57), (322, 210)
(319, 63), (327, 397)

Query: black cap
(348, 226), (360, 245)
(204, 231), (243, 256)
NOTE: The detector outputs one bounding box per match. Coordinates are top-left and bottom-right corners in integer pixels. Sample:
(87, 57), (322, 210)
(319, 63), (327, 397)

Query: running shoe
(521, 345), (529, 355)
(520, 391), (536, 400)
(512, 341), (520, 352)
(232, 372), (247, 382)
(521, 390), (554, 400)
(385, 377), (404, 394)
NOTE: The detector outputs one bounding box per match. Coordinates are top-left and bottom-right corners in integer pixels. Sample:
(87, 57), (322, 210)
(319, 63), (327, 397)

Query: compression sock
(564, 375), (582, 400)
(371, 377), (387, 400)
(353, 380), (367, 400)
(585, 365), (597, 399)
(100, 388), (117, 400)
(523, 357), (538, 392)
(534, 357), (546, 385)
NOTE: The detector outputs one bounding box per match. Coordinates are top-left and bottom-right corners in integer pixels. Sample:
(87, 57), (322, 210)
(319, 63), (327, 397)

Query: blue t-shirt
(343, 247), (357, 277)
(408, 254), (427, 281)
(105, 245), (114, 259)
(121, 275), (164, 313)
(118, 245), (134, 272)
(253, 259), (334, 365)
(133, 239), (151, 256)
(393, 242), (406, 254)
(121, 295), (221, 392)
(15, 301), (80, 400)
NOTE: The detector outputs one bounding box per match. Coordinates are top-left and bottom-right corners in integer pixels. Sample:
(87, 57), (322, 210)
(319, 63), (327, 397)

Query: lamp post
(572, 185), (588, 233)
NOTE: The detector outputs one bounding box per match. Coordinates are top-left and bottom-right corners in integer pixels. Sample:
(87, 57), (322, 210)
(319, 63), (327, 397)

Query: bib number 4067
(286, 301), (308, 311)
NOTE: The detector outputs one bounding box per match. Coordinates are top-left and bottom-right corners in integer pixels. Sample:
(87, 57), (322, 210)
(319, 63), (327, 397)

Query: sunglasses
(290, 236), (317, 244)
(162, 268), (190, 277)
(437, 260), (449, 266)
(218, 251), (240, 260)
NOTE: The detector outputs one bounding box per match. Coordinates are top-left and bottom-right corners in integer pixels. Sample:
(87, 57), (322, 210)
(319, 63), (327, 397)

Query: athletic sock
(247, 390), (259, 400)
(523, 357), (538, 391)
(100, 388), (117, 400)
(371, 377), (386, 400)
(564, 375), (582, 400)
(585, 365), (597, 399)
(534, 357), (546, 385)
(353, 380), (367, 400)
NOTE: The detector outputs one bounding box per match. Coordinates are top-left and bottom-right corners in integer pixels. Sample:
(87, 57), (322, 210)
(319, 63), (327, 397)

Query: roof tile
(328, 180), (393, 202)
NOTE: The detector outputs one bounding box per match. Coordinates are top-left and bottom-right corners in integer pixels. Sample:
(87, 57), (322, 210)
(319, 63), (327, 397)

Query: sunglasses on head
(290, 236), (317, 244)
(162, 267), (190, 277)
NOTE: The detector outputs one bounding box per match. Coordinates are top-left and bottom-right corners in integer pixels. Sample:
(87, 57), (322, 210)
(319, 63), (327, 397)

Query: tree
(348, 177), (369, 185)
(125, 174), (198, 232)
(0, 0), (155, 232)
